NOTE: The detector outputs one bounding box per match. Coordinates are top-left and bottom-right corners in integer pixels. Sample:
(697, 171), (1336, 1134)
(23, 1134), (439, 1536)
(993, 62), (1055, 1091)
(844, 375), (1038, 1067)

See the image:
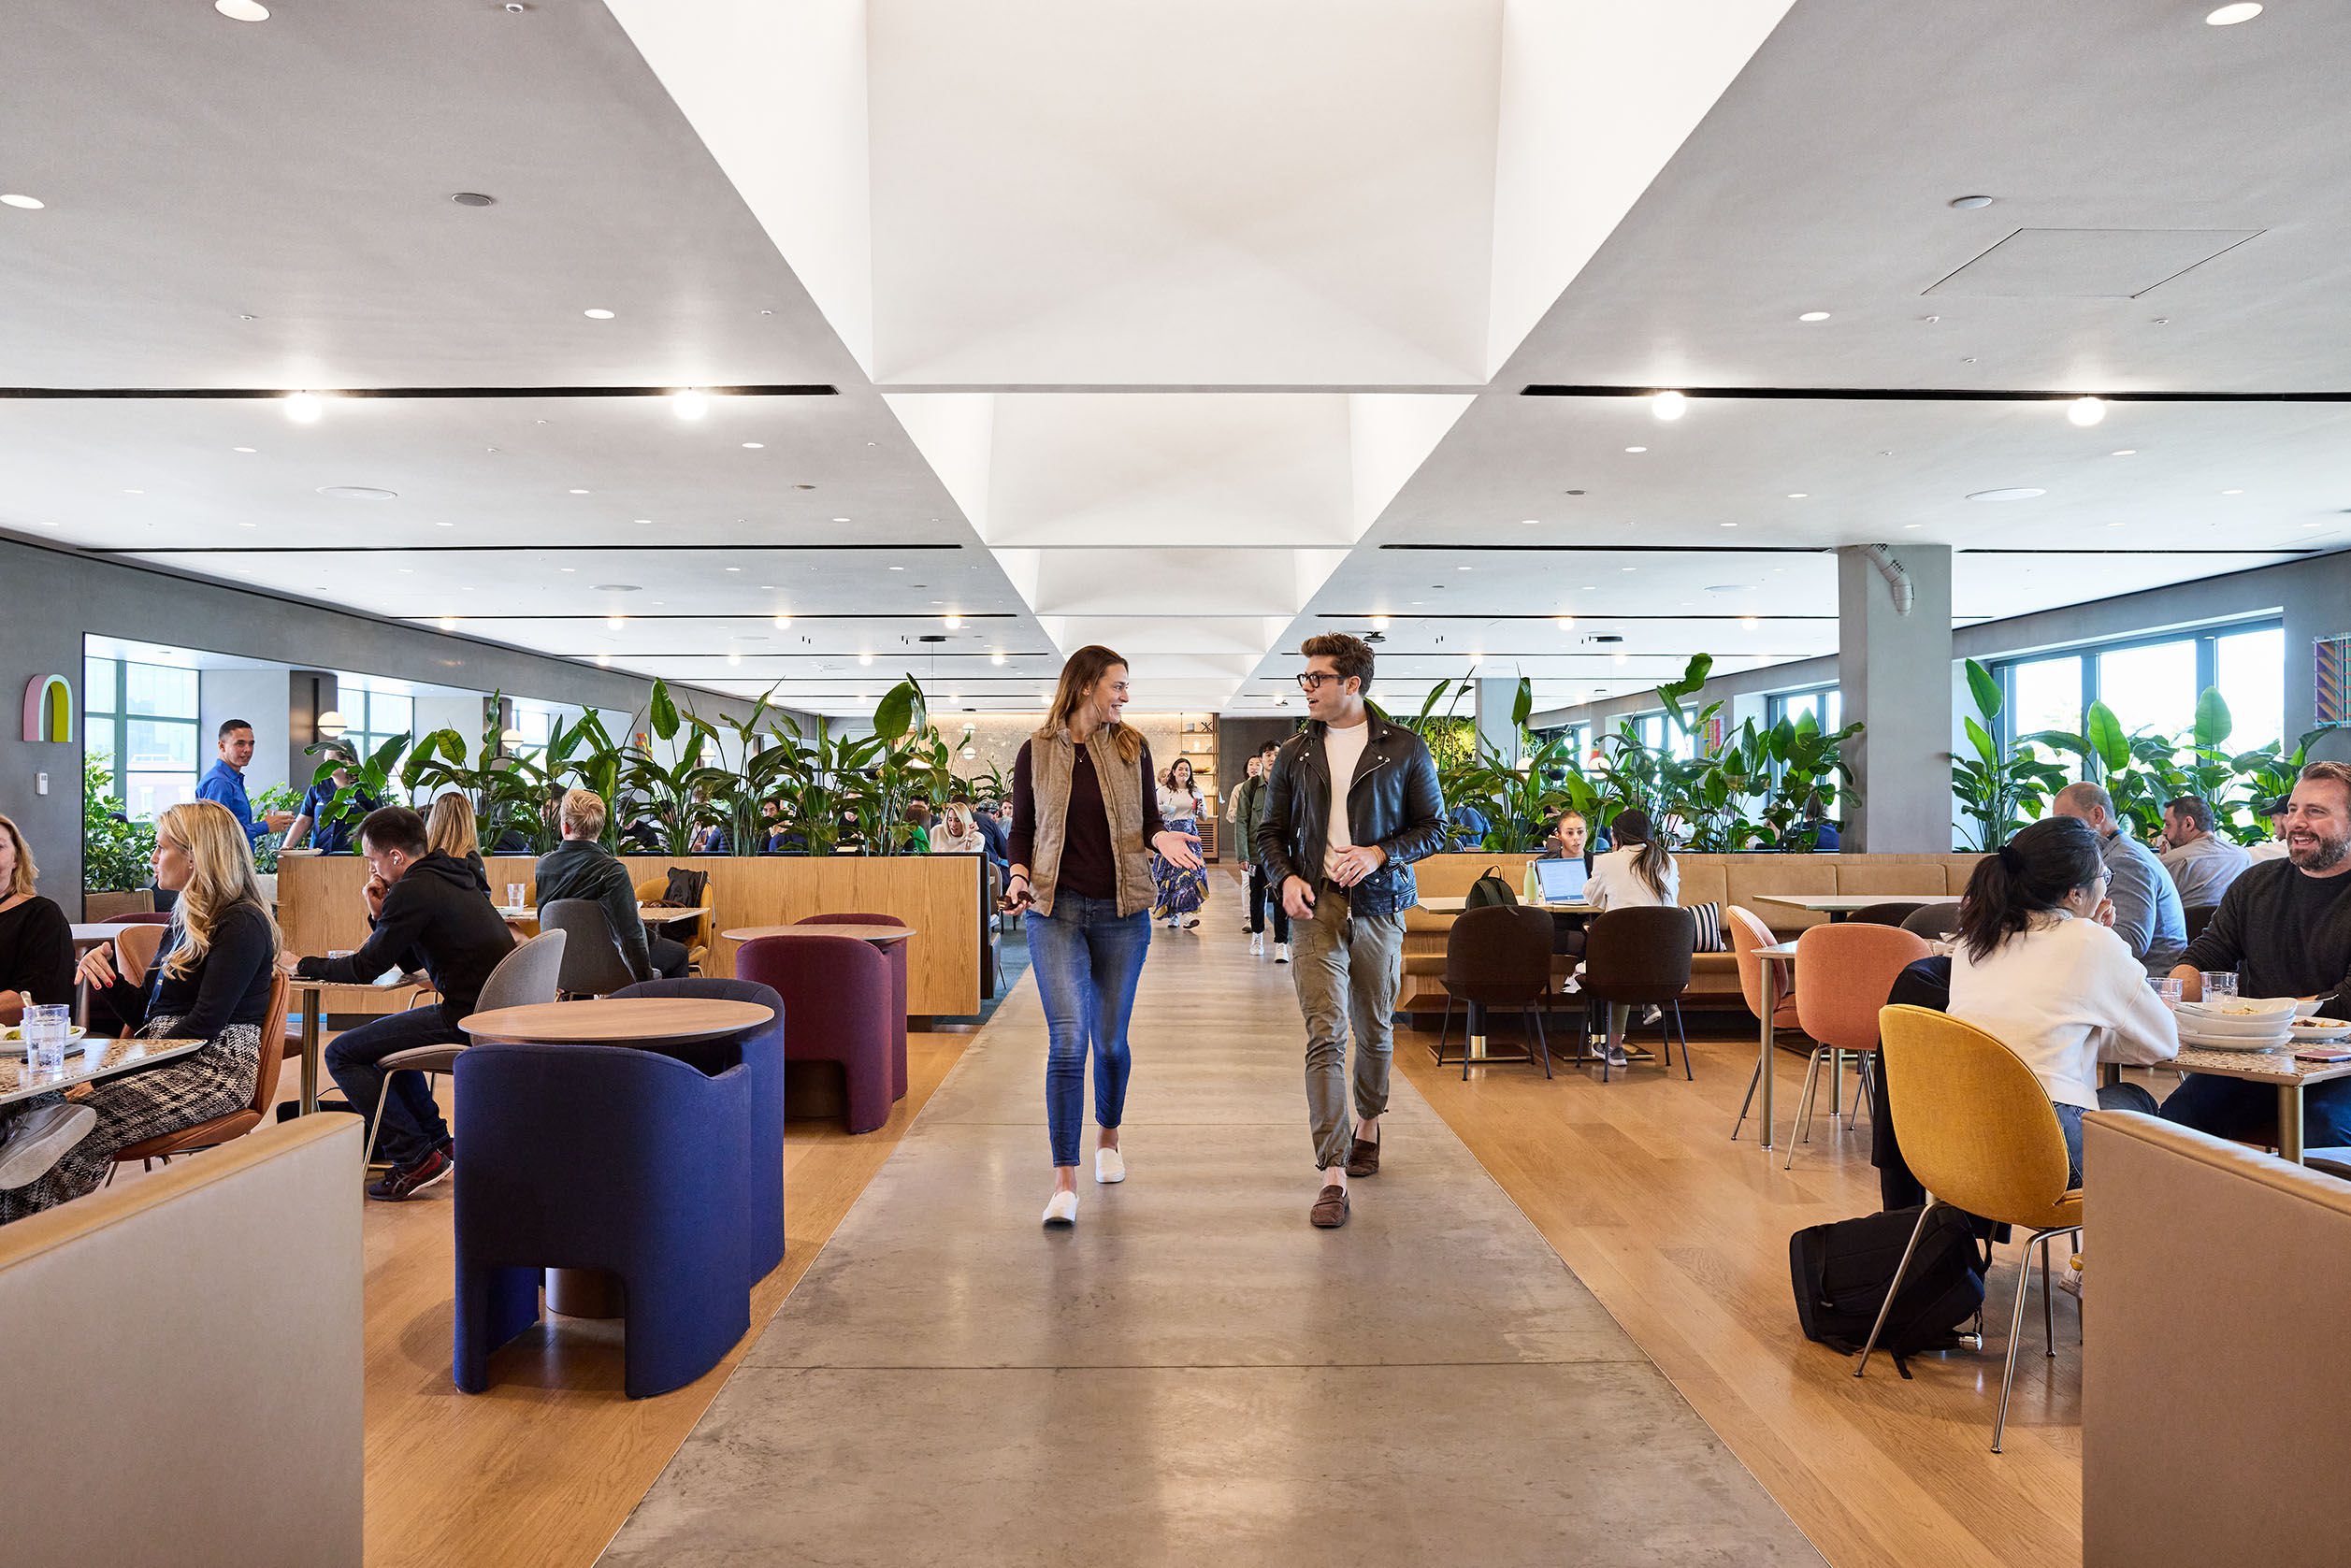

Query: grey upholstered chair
(540, 899), (641, 998)
(363, 930), (567, 1167)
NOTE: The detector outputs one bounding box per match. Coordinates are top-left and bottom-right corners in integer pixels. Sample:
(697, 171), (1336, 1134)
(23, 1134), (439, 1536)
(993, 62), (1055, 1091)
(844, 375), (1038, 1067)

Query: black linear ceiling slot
(1519, 385), (2351, 403)
(1319, 612), (1836, 621)
(93, 543), (962, 556)
(1377, 543), (2318, 556)
(400, 612), (1022, 622)
(0, 383), (838, 399)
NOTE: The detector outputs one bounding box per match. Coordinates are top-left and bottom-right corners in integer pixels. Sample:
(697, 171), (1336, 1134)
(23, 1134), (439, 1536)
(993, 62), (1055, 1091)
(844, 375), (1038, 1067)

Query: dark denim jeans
(1027, 893), (1151, 1168)
(2160, 1072), (2351, 1152)
(2055, 1082), (2160, 1187)
(326, 1004), (465, 1168)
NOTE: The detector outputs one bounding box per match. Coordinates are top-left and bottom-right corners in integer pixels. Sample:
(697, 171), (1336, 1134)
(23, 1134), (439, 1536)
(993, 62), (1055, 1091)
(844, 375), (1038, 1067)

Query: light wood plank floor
(1395, 1009), (2101, 1568)
(252, 1029), (974, 1568)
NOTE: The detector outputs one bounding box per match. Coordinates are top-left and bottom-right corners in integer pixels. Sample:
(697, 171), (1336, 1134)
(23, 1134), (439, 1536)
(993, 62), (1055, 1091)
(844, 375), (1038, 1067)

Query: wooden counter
(278, 852), (985, 1021)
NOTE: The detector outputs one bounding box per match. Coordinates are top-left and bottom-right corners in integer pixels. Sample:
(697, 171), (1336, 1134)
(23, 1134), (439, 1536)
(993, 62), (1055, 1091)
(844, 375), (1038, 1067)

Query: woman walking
(1584, 807), (1680, 1068)
(3, 801), (279, 1221)
(1153, 757), (1210, 929)
(1004, 646), (1203, 1227)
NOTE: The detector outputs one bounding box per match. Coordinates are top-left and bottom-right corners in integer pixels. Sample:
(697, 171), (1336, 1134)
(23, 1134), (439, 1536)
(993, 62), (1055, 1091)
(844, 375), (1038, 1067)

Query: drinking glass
(24, 1003), (70, 1073)
(2150, 977), (2184, 1006)
(2200, 971), (2239, 1000)
(507, 884), (526, 912)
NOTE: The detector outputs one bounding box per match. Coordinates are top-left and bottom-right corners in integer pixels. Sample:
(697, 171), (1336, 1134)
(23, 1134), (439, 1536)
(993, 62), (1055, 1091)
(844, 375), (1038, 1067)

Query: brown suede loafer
(1346, 1133), (1380, 1178)
(1310, 1184), (1350, 1229)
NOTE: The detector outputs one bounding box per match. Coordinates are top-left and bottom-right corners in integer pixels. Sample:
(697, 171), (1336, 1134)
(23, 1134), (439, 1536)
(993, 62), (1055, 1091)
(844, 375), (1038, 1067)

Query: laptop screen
(1533, 856), (1589, 902)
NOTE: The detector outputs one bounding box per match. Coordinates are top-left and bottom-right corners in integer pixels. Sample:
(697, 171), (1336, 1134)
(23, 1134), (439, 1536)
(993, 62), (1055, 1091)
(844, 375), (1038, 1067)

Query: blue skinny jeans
(1027, 892), (1151, 1168)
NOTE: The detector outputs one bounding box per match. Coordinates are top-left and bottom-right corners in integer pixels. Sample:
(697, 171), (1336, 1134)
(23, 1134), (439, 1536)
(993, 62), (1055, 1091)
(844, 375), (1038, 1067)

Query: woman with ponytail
(1582, 809), (1680, 1066)
(1949, 815), (2176, 1184)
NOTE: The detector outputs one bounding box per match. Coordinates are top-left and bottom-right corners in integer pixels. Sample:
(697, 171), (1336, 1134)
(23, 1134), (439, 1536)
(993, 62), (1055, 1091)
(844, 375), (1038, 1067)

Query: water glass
(2201, 971), (2240, 1000)
(23, 1003), (70, 1073)
(2150, 977), (2184, 1006)
(507, 884), (526, 912)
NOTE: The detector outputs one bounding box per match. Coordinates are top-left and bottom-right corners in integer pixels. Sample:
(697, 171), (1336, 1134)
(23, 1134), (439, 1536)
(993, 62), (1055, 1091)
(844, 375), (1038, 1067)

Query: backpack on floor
(1464, 865), (1518, 910)
(1790, 1206), (1987, 1374)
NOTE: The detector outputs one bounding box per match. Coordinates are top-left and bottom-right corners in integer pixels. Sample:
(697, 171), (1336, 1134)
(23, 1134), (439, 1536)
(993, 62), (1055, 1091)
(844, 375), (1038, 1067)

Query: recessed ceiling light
(1967, 487), (2046, 501)
(1, 193), (46, 209)
(583, 308), (614, 320)
(605, 615), (626, 632)
(592, 583), (639, 592)
(436, 521), (454, 528)
(1554, 615), (1575, 630)
(2206, 3), (2261, 23)
(214, 0), (269, 19)
(1457, 565), (1473, 571)
(2107, 522), (2127, 528)
(438, 616), (458, 630)
(858, 653), (873, 666)
(451, 192), (496, 208)
(888, 565), (903, 571)
(831, 516), (851, 523)
(634, 518), (651, 525)
(724, 566), (741, 572)
(1740, 616), (1760, 629)
(568, 488), (590, 495)
(317, 485), (397, 501)
(284, 391), (322, 423)
(1903, 523), (1924, 529)
(944, 613), (963, 628)
(1949, 194), (1996, 209)
(1721, 522), (1738, 527)
(231, 446), (256, 453)
(2068, 396), (2107, 427)
(673, 389), (708, 420)
(2112, 449), (2138, 456)
(1651, 390), (1687, 421)
(1624, 445), (1648, 453)
(1622, 567), (1637, 573)
(1521, 518), (1539, 525)
(1797, 311), (1830, 322)
(742, 441), (764, 449)
(559, 566), (575, 572)
(728, 651), (742, 666)
(1581, 584), (1596, 591)
(2222, 488), (2244, 496)
(1786, 492), (1809, 499)
(240, 522), (256, 528)
(595, 652), (611, 668)
(123, 488), (143, 495)
(1612, 652), (1628, 666)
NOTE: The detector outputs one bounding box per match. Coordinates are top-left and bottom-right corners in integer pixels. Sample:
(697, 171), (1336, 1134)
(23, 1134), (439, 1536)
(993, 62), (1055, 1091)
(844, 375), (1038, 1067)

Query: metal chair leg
(362, 1075), (396, 1168)
(1994, 1235), (2039, 1453)
(1854, 1200), (1939, 1379)
(1527, 1005), (1553, 1080)
(1433, 995), (1454, 1066)
(2041, 1236), (2055, 1358)
(1732, 1060), (1760, 1139)
(1784, 1049), (1826, 1168)
(1673, 1001), (1692, 1080)
(1830, 1046), (1844, 1129)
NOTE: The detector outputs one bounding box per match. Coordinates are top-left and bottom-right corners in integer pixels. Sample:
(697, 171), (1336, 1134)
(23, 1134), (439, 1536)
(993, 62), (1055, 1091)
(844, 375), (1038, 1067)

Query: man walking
(1256, 634), (1446, 1230)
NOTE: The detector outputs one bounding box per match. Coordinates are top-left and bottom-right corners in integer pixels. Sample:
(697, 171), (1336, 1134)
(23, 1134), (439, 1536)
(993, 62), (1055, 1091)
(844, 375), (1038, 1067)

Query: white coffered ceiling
(1, 0), (2345, 719)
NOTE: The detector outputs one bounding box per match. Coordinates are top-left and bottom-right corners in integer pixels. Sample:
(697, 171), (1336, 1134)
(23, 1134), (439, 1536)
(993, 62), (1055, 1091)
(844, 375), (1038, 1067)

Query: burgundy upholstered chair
(734, 934), (895, 1134)
(797, 913), (908, 1100)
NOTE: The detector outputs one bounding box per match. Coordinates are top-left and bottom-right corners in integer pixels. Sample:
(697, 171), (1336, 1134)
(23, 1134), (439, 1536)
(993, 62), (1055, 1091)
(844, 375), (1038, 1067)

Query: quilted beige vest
(1026, 725), (1154, 918)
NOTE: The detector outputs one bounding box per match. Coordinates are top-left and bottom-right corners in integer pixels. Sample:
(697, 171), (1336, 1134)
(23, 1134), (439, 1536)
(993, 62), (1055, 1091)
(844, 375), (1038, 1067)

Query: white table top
(2, 1036), (205, 1106)
(494, 905), (703, 925)
(1752, 894), (1948, 913)
(459, 997), (774, 1044)
(69, 922), (142, 943)
(1754, 941), (1799, 958)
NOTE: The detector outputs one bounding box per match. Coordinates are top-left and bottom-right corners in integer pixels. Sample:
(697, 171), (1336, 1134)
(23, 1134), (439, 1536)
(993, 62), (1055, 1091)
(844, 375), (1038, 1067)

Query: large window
(1990, 619), (2284, 770)
(1768, 685), (1841, 733)
(342, 687), (413, 764)
(84, 657), (201, 819)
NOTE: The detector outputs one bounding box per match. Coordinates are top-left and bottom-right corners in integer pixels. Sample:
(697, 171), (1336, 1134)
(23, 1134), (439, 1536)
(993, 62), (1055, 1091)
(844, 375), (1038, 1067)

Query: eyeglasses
(1296, 671), (1339, 691)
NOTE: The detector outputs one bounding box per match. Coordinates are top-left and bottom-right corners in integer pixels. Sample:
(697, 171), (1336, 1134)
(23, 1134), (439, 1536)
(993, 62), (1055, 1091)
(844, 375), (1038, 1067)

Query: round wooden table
(457, 997), (773, 1043)
(454, 996), (772, 1320)
(721, 924), (916, 944)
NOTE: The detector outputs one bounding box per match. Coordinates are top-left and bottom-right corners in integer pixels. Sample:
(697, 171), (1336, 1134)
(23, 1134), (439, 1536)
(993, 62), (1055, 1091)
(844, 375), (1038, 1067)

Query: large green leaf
(2194, 686), (2232, 749)
(2084, 700), (2127, 773)
(1510, 675), (1533, 729)
(1964, 658), (2001, 724)
(648, 679), (681, 741)
(872, 679), (920, 743)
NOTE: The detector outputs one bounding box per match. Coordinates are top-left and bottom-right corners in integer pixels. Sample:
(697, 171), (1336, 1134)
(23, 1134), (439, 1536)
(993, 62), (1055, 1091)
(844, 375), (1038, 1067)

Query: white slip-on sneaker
(1275, 942), (1291, 964)
(0, 1102), (97, 1190)
(1042, 1189), (1079, 1226)
(1096, 1146), (1126, 1184)
(1250, 932), (1264, 955)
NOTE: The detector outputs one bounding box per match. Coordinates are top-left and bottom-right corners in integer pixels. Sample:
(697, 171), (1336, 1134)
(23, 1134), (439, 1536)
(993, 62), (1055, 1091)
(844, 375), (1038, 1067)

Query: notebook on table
(1533, 856), (1590, 904)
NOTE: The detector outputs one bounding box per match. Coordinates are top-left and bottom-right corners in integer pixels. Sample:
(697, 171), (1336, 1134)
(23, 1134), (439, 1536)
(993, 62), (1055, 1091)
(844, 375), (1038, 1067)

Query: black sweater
(2180, 857), (2351, 1014)
(94, 900), (275, 1040)
(298, 851), (515, 1017)
(0, 896), (76, 1009)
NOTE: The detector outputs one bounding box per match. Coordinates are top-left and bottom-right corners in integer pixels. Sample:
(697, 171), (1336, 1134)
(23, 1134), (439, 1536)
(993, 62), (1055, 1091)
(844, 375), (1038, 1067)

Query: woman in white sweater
(1948, 815), (2176, 1185)
(1583, 809), (1680, 1066)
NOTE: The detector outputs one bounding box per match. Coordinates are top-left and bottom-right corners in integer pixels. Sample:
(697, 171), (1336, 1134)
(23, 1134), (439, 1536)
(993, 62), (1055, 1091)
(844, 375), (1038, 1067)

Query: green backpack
(1464, 865), (1519, 910)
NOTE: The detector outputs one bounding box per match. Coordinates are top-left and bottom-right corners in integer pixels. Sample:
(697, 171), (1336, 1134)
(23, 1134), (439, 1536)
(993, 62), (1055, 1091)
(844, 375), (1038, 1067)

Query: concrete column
(1837, 543), (1954, 852)
(1473, 677), (1522, 767)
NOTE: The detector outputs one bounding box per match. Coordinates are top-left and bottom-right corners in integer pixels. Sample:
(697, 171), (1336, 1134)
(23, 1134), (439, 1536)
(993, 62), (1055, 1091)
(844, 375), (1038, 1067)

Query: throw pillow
(1689, 900), (1730, 953)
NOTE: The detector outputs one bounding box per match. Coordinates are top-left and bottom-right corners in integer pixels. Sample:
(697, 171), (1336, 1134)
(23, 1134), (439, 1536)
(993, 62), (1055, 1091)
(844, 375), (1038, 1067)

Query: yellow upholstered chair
(1859, 1004), (2084, 1452)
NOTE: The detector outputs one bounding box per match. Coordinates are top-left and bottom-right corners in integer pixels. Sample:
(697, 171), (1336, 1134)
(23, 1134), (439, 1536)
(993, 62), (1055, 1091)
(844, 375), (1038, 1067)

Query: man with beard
(2163, 760), (2351, 1146)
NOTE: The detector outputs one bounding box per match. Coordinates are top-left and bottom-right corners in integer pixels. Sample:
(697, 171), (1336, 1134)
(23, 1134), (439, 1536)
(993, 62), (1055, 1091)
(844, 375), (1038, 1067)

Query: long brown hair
(1037, 645), (1142, 764)
(0, 812), (38, 899)
(155, 800), (280, 980)
(1608, 809), (1675, 900)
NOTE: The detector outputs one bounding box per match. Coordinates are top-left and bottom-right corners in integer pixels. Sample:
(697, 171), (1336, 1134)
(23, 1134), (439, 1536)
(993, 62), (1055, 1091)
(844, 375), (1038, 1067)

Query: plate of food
(2177, 996), (2301, 1020)
(2171, 1005), (2298, 1039)
(0, 1025), (89, 1054)
(2288, 1017), (2351, 1044)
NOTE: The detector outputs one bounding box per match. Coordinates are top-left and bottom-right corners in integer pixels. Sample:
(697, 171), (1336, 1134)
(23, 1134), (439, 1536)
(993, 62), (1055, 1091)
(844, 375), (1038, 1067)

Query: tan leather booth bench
(0, 1116), (364, 1568)
(1398, 852), (1983, 1015)
(2082, 1112), (2351, 1568)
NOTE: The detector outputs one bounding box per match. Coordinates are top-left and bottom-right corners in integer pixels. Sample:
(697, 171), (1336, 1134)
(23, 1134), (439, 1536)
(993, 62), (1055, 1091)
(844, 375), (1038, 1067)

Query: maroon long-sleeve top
(1009, 738), (1165, 902)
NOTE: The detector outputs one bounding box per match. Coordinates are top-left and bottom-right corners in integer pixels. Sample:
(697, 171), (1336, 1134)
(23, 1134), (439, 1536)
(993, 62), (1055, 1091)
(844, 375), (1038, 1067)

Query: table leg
(1467, 999), (1487, 1062)
(545, 1267), (625, 1318)
(2099, 1062), (2123, 1091)
(2279, 1084), (2305, 1164)
(300, 997), (322, 1115)
(1755, 962), (1780, 1150)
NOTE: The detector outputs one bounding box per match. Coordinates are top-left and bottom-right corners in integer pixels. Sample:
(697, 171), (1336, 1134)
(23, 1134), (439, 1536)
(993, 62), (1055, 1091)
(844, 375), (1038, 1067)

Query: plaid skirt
(0, 1015), (262, 1224)
(1153, 818), (1210, 915)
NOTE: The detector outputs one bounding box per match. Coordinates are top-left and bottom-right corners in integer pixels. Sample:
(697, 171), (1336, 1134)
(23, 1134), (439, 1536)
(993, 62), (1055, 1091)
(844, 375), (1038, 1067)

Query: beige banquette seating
(2081, 1113), (2351, 1568)
(1398, 851), (1984, 1014)
(0, 1116), (364, 1568)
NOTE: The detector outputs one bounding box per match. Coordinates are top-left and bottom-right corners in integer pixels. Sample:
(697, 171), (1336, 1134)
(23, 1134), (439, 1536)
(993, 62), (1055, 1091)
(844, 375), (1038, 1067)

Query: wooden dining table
(720, 923), (917, 945)
(2, 1035), (204, 1107)
(2142, 1044), (2351, 1164)
(1752, 894), (1948, 924)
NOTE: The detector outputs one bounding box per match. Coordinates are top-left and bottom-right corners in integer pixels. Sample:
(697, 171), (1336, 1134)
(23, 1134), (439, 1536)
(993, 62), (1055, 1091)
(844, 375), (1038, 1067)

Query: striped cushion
(1689, 900), (1729, 953)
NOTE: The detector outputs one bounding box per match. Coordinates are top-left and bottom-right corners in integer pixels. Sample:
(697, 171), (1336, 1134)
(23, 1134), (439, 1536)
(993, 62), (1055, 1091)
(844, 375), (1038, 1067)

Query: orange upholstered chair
(1783, 922), (1931, 1168)
(110, 971), (292, 1173)
(1727, 904), (1801, 1141)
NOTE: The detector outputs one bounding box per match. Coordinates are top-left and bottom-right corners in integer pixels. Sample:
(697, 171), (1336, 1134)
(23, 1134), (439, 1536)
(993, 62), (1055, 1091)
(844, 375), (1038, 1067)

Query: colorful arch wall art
(21, 674), (73, 743)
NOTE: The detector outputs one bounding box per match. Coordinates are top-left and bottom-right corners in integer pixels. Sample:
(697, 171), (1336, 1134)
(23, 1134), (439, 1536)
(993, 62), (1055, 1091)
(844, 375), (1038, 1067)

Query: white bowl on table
(2287, 1017), (2351, 1045)
(2172, 1007), (2298, 1039)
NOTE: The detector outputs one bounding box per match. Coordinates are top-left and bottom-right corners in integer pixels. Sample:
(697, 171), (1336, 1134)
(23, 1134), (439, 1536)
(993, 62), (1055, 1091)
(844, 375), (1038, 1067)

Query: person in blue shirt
(195, 719), (294, 847)
(1445, 802), (1491, 851)
(282, 746), (377, 855)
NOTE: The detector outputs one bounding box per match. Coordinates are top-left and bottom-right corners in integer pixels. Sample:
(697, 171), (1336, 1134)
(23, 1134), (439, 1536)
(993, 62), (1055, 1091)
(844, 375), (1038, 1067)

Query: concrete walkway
(602, 888), (1822, 1566)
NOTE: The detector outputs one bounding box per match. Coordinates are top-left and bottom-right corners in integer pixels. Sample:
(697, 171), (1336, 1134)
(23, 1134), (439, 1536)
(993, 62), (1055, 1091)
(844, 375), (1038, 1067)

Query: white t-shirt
(1585, 844), (1679, 911)
(1947, 912), (2180, 1112)
(2249, 837), (2293, 863)
(1321, 719), (1371, 879)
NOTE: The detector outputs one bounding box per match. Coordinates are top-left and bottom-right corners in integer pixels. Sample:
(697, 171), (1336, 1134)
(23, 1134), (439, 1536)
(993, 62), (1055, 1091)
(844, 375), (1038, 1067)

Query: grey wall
(196, 668), (295, 799)
(0, 536), (781, 902)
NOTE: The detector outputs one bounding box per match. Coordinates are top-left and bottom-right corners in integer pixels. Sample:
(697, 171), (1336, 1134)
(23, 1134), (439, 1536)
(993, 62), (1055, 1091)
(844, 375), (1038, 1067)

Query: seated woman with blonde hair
(929, 800), (988, 855)
(2, 801), (279, 1221)
(425, 791), (492, 896)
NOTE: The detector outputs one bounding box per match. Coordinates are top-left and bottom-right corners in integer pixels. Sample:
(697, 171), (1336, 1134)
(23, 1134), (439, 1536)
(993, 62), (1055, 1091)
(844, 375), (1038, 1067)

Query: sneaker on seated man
(283, 805), (515, 1201)
(534, 788), (688, 982)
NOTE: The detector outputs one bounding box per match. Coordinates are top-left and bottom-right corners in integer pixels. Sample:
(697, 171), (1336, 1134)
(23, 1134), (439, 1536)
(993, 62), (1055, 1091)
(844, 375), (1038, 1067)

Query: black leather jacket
(1253, 713), (1448, 918)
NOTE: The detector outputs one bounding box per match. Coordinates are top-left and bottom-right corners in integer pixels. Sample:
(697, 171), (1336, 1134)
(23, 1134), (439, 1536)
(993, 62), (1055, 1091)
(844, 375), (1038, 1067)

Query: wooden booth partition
(277, 852), (986, 1022)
